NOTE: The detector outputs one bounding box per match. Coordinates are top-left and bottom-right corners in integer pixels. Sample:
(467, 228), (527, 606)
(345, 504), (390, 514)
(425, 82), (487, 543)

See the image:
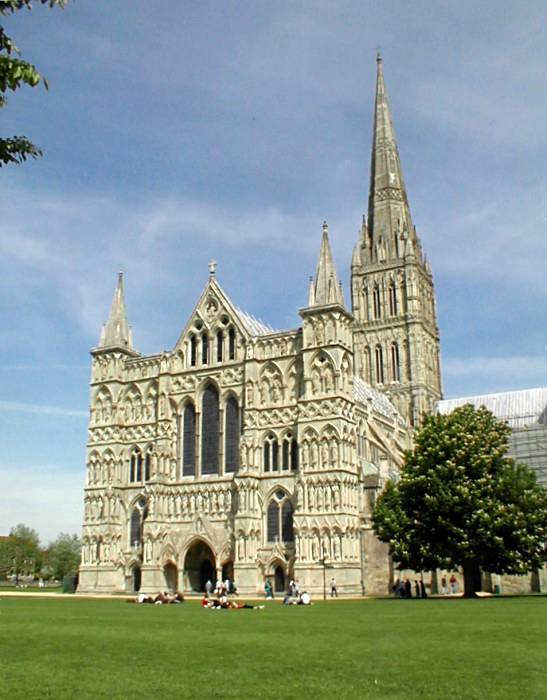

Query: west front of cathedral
(78, 57), (442, 597)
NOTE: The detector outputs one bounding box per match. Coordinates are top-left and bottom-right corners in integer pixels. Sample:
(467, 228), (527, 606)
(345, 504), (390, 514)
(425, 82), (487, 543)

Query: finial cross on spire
(208, 259), (217, 277)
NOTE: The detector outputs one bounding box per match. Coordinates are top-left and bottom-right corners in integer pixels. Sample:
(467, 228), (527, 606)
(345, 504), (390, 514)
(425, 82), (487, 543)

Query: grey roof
(235, 307), (276, 337)
(353, 375), (399, 419)
(438, 387), (547, 429)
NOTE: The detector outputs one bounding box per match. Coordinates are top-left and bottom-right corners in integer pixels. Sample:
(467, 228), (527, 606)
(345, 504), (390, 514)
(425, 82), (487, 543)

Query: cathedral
(77, 57), (442, 597)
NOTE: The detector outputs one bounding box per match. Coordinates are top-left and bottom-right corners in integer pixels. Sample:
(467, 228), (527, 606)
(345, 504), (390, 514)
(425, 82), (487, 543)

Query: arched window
(201, 384), (219, 475)
(373, 285), (381, 319)
(263, 434), (279, 472)
(182, 403), (196, 477)
(228, 328), (236, 360)
(130, 508), (142, 547)
(225, 397), (240, 473)
(190, 334), (197, 367)
(282, 433), (298, 471)
(216, 330), (224, 362)
(144, 446), (153, 482)
(375, 346), (384, 384)
(130, 447), (143, 483)
(201, 332), (209, 365)
(388, 281), (398, 316)
(281, 500), (294, 542)
(129, 497), (147, 548)
(267, 500), (280, 542)
(391, 343), (401, 382)
(267, 490), (294, 543)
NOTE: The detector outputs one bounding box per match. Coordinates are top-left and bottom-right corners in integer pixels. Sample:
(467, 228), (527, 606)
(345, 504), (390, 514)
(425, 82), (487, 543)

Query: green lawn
(0, 596), (545, 700)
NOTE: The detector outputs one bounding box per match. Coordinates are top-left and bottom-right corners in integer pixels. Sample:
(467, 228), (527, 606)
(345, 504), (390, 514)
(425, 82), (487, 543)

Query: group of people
(392, 578), (428, 599)
(205, 578), (236, 597)
(282, 578), (312, 605)
(135, 591), (185, 605)
(201, 595), (264, 610)
(440, 575), (458, 595)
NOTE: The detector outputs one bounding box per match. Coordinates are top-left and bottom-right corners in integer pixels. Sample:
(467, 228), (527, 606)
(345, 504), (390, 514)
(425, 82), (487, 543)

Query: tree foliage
(373, 404), (547, 596)
(45, 532), (81, 580)
(0, 0), (67, 166)
(0, 523), (42, 575)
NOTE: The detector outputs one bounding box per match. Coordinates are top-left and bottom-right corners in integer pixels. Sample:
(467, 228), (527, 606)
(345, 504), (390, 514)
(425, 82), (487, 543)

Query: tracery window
(267, 490), (294, 543)
(130, 447), (143, 483)
(263, 434), (279, 472)
(225, 397), (240, 473)
(182, 403), (196, 477)
(201, 384), (219, 475)
(375, 345), (384, 384)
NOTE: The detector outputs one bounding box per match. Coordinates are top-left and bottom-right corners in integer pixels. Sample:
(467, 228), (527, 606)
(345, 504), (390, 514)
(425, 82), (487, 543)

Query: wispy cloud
(0, 464), (83, 543)
(0, 401), (87, 418)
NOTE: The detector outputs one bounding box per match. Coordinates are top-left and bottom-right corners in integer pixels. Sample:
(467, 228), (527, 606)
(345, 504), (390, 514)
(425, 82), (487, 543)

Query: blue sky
(1, 1), (545, 542)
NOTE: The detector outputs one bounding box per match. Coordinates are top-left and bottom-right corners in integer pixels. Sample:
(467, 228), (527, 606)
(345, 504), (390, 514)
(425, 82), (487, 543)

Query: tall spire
(99, 271), (133, 349)
(309, 221), (344, 307)
(367, 55), (414, 259)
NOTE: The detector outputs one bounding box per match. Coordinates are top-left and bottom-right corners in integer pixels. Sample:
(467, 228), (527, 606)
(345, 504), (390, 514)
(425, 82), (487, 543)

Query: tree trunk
(462, 562), (482, 597)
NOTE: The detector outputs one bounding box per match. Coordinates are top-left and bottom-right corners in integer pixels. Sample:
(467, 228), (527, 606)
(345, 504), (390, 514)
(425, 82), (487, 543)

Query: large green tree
(45, 532), (81, 580)
(0, 0), (66, 166)
(373, 404), (547, 597)
(1, 523), (42, 576)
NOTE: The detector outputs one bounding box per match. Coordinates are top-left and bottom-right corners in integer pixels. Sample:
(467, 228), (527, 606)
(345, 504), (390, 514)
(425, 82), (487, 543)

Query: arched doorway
(131, 565), (141, 592)
(184, 540), (216, 592)
(274, 564), (286, 593)
(163, 562), (178, 593)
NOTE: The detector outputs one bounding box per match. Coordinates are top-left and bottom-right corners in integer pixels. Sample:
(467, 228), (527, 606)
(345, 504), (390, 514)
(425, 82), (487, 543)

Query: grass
(0, 596), (545, 700)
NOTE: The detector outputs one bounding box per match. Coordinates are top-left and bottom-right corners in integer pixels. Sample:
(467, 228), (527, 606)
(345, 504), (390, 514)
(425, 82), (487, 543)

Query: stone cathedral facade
(78, 57), (442, 597)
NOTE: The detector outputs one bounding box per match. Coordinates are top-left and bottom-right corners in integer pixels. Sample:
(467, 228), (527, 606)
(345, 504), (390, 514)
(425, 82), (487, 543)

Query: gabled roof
(173, 275), (276, 349)
(438, 387), (547, 428)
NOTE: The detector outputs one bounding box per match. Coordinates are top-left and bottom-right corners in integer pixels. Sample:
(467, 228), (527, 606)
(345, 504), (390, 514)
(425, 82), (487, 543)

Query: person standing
(449, 574), (457, 594)
(330, 578), (338, 597)
(205, 579), (213, 598)
(404, 578), (412, 598)
(414, 580), (420, 598)
(419, 579), (427, 599)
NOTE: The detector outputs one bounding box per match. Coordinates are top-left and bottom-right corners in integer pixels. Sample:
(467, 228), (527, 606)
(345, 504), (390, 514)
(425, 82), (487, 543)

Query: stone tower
(351, 56), (442, 425)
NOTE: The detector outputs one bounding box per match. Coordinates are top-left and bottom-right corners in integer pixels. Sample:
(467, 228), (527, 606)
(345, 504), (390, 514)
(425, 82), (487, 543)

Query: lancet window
(130, 447), (143, 483)
(391, 343), (400, 382)
(263, 434), (279, 472)
(267, 490), (294, 543)
(375, 345), (384, 384)
(201, 384), (219, 475)
(216, 330), (224, 362)
(144, 446), (153, 482)
(129, 497), (147, 548)
(224, 396), (240, 473)
(201, 332), (209, 365)
(182, 403), (196, 477)
(228, 328), (236, 360)
(373, 285), (381, 319)
(190, 334), (197, 367)
(282, 433), (298, 471)
(388, 281), (398, 316)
